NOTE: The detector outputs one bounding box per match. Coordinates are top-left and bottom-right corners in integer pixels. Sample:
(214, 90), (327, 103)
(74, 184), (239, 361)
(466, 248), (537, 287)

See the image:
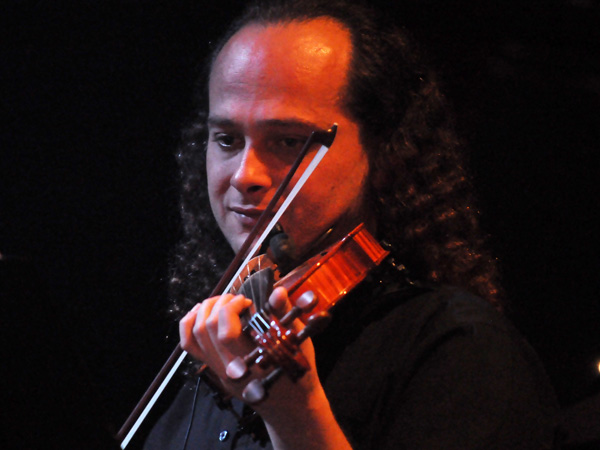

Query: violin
(226, 222), (389, 403)
(117, 124), (388, 448)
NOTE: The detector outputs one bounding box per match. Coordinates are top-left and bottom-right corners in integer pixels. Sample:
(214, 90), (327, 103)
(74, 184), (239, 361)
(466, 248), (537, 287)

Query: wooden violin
(226, 223), (389, 403)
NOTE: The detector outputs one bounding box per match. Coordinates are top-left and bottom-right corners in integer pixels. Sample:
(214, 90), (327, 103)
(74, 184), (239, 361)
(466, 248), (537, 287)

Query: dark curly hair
(169, 0), (503, 319)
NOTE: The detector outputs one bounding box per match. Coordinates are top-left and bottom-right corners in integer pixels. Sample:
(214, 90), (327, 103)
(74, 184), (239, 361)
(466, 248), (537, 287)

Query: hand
(179, 287), (351, 450)
(179, 293), (253, 395)
(179, 287), (319, 408)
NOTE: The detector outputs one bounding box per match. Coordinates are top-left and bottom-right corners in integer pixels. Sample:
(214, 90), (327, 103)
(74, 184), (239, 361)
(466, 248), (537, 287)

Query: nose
(230, 144), (272, 196)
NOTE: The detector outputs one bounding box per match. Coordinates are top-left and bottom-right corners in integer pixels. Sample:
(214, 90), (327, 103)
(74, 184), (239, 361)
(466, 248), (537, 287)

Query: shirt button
(219, 430), (229, 442)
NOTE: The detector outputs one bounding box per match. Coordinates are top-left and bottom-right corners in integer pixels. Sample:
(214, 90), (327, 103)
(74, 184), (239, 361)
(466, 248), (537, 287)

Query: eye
(276, 136), (307, 153)
(282, 137), (303, 148)
(211, 132), (243, 151)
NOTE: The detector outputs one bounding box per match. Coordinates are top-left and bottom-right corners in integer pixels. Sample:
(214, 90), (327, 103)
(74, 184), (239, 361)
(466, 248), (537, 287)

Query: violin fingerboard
(237, 267), (274, 315)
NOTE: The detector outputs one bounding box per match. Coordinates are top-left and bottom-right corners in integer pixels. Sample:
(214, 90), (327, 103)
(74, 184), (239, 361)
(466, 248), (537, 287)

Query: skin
(205, 19), (370, 255)
(180, 18), (370, 449)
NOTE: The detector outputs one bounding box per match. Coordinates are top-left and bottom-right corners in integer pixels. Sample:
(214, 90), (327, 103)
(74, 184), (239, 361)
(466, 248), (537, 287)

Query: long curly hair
(169, 0), (503, 319)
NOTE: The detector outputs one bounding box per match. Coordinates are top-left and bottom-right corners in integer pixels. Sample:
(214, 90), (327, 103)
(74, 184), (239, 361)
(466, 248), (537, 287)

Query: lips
(230, 206), (266, 227)
(230, 206), (264, 217)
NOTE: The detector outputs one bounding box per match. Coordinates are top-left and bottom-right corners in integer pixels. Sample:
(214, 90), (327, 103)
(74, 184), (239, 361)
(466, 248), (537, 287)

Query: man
(146, 1), (557, 448)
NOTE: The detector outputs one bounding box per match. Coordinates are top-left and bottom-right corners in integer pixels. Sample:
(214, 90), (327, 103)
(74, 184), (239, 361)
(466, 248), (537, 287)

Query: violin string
(248, 259), (258, 334)
(256, 314), (270, 332)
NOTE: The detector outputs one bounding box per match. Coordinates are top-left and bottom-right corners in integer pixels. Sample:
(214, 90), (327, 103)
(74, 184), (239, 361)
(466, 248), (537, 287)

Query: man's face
(207, 18), (370, 255)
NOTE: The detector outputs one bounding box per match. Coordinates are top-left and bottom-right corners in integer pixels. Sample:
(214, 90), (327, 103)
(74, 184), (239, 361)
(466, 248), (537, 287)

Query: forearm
(261, 387), (352, 450)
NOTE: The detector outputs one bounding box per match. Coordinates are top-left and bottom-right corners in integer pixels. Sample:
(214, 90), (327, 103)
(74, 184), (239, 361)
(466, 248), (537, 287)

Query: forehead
(209, 19), (352, 114)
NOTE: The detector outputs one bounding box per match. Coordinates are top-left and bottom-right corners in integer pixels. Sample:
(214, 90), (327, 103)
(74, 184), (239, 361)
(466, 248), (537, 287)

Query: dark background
(2, 0), (598, 448)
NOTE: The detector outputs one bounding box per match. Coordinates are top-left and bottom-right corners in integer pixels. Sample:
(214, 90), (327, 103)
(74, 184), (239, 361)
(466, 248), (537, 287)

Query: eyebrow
(206, 116), (330, 135)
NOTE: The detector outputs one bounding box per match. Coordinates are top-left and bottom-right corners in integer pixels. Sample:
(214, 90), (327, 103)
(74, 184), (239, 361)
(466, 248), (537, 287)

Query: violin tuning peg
(242, 366), (285, 404)
(295, 290), (318, 313)
(280, 307), (301, 327)
(243, 379), (266, 404)
(226, 357), (249, 380)
(279, 292), (318, 327)
(297, 311), (332, 341)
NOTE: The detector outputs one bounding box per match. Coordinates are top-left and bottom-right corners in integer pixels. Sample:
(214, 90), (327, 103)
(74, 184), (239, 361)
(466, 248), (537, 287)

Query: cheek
(329, 154), (369, 199)
(205, 152), (226, 217)
(305, 165), (367, 216)
(206, 151), (227, 195)
(331, 159), (370, 215)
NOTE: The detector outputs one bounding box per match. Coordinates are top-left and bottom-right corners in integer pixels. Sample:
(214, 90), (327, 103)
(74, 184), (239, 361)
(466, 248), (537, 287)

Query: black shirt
(145, 277), (558, 449)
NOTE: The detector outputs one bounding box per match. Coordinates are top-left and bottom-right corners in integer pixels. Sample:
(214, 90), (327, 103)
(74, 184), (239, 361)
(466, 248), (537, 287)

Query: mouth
(230, 206), (265, 217)
(229, 206), (266, 227)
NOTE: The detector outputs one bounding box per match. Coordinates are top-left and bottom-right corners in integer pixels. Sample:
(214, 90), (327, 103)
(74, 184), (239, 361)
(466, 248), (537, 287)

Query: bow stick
(118, 124), (338, 448)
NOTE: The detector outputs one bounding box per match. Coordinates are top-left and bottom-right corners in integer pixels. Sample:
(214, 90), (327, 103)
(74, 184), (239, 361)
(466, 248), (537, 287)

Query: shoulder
(322, 285), (518, 372)
(318, 285), (559, 449)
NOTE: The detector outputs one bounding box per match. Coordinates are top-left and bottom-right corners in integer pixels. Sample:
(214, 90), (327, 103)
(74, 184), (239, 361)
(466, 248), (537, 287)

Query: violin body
(277, 223), (389, 321)
(228, 223), (389, 403)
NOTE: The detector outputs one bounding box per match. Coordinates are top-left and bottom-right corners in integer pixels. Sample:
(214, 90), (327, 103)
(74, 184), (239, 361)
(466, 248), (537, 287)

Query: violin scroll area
(224, 290), (329, 404)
